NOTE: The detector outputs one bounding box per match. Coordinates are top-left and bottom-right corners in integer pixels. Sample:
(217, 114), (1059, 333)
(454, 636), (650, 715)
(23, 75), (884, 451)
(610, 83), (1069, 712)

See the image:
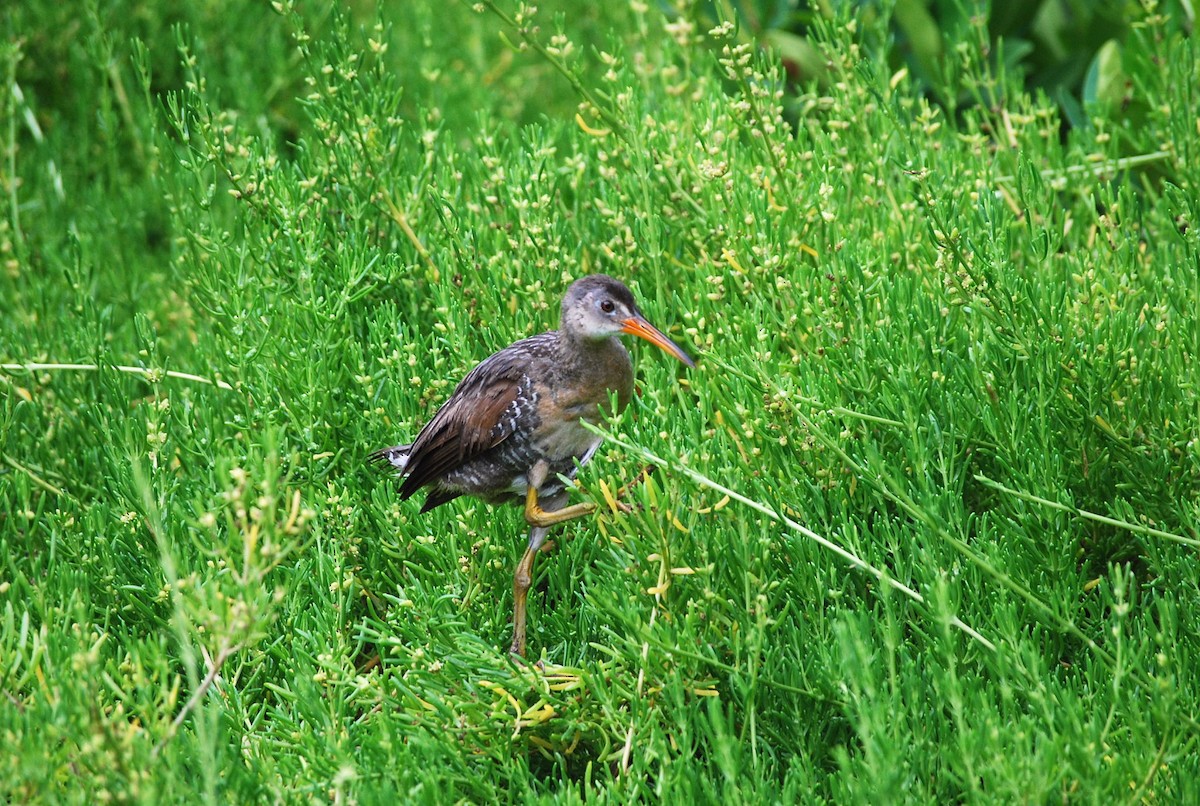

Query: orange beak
(622, 316), (696, 368)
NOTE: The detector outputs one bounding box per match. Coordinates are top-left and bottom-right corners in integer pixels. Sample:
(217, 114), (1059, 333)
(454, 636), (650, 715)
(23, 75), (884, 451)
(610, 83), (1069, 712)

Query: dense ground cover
(2, 1), (1198, 801)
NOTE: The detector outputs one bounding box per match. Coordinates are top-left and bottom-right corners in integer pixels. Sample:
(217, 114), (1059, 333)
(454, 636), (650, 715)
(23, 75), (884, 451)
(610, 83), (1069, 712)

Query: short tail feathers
(369, 444), (412, 472)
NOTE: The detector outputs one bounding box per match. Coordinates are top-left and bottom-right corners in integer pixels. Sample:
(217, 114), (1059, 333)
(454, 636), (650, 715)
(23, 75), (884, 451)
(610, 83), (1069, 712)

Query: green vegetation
(2, 0), (1198, 801)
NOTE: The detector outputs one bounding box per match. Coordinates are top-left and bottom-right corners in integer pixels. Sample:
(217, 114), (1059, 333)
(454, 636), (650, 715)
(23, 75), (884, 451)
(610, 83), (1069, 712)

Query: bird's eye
(600, 299), (616, 313)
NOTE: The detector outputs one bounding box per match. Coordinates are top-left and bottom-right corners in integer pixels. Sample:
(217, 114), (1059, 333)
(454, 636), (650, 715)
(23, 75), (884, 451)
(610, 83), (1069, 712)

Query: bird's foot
(524, 497), (597, 527)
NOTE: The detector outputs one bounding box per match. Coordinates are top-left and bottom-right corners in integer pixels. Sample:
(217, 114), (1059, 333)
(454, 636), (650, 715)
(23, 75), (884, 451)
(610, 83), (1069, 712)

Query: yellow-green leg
(509, 535), (543, 657)
(510, 462), (584, 656)
(522, 461), (596, 528)
(508, 461), (651, 657)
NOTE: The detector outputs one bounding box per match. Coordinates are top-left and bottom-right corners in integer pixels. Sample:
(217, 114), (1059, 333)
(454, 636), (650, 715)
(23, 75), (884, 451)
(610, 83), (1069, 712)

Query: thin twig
(1, 363), (234, 391)
(2, 454), (66, 496)
(477, 0), (625, 138)
(381, 191), (438, 277)
(975, 474), (1199, 549)
(1130, 726), (1173, 803)
(993, 150), (1171, 185)
(152, 641), (240, 758)
(595, 428), (997, 651)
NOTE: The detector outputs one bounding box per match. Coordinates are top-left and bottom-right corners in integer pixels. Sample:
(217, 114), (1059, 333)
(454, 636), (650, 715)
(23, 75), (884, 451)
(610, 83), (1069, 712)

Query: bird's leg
(510, 480), (570, 657)
(524, 488), (597, 527)
(522, 459), (596, 528)
(509, 523), (549, 657)
(511, 460), (647, 656)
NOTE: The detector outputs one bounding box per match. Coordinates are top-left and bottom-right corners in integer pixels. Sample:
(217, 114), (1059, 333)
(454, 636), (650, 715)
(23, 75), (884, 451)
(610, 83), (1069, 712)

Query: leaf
(1083, 38), (1124, 110)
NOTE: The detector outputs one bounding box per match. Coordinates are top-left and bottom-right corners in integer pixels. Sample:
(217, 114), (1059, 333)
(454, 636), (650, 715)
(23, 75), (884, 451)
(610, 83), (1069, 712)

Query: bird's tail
(369, 444), (412, 472)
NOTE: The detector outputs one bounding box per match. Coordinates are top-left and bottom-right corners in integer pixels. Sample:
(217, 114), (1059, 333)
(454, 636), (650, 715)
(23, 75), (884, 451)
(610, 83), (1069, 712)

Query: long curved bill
(622, 315), (696, 368)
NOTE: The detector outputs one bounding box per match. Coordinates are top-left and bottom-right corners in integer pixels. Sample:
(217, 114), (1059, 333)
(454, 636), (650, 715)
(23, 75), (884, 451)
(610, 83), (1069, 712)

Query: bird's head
(561, 274), (695, 368)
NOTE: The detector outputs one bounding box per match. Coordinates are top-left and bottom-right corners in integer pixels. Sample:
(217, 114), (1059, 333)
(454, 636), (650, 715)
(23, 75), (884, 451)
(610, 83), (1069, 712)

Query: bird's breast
(531, 384), (612, 458)
(531, 412), (604, 465)
(527, 336), (633, 464)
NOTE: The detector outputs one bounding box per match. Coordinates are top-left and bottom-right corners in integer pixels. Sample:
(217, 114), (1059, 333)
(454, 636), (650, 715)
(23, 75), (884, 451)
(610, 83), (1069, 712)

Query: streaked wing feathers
(397, 370), (523, 500)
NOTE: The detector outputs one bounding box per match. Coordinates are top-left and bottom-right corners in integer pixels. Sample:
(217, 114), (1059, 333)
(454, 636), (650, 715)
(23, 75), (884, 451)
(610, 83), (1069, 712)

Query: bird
(371, 274), (695, 657)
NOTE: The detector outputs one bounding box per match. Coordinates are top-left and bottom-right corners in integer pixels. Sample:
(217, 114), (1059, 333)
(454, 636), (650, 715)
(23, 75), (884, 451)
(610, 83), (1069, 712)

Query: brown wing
(396, 360), (526, 501)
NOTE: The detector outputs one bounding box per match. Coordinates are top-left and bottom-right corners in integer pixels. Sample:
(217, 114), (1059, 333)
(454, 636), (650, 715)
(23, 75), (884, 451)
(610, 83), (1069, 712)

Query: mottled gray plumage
(371, 329), (617, 511)
(372, 275), (690, 510)
(371, 274), (694, 655)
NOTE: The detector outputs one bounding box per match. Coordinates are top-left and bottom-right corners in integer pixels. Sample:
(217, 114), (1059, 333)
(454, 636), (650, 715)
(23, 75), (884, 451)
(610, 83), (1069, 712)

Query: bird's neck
(559, 329), (626, 362)
(554, 330), (634, 413)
